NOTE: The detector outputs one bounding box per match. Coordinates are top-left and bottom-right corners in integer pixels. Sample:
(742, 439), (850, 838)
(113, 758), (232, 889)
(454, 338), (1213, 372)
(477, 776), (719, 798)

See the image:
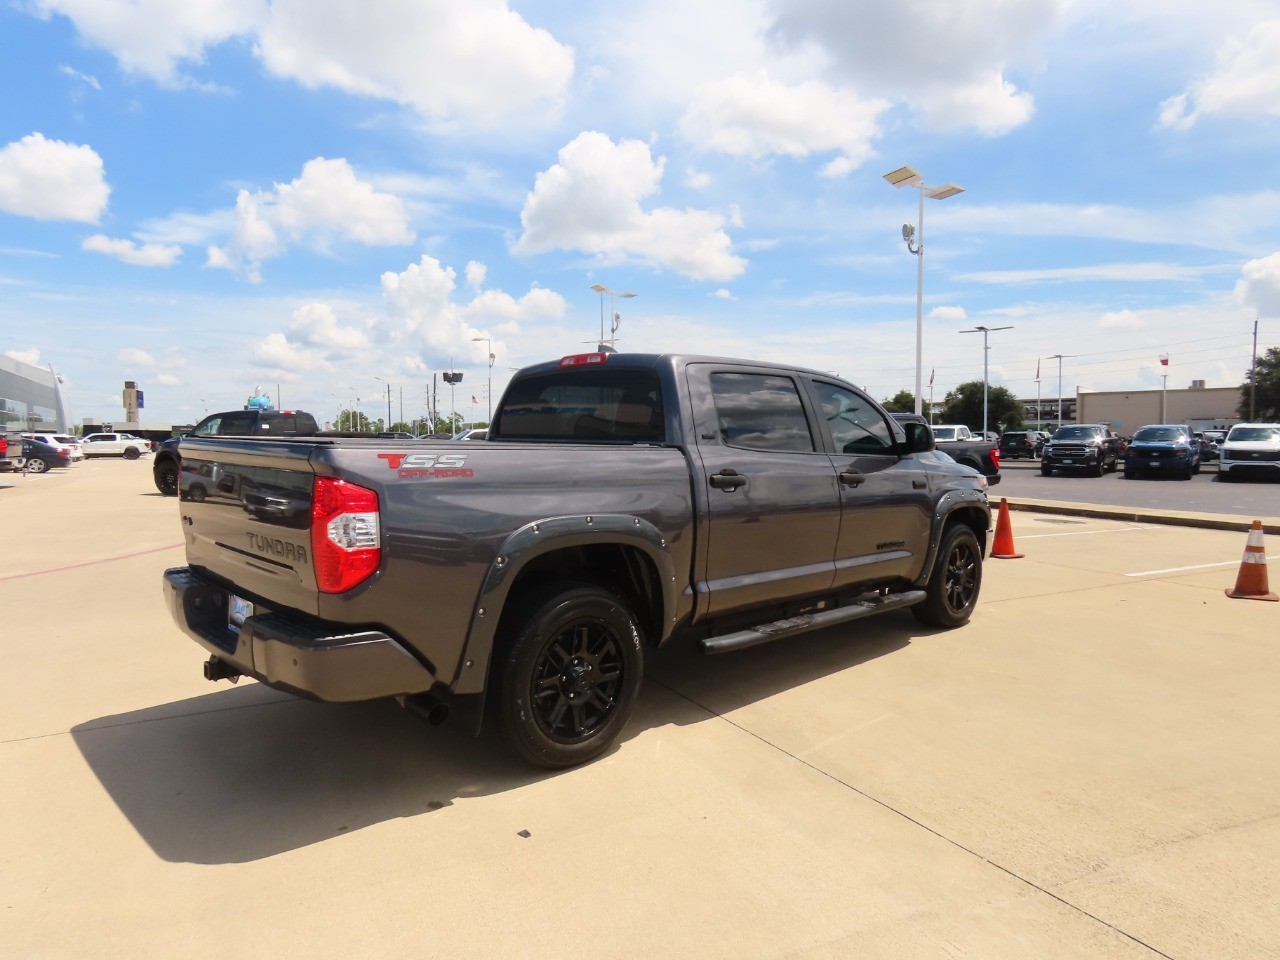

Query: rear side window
(494, 369), (664, 442)
(710, 373), (814, 453)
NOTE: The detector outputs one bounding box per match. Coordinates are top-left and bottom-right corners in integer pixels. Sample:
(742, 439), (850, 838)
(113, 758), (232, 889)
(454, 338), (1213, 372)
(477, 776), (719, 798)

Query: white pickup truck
(81, 432), (153, 459)
(930, 424), (973, 442)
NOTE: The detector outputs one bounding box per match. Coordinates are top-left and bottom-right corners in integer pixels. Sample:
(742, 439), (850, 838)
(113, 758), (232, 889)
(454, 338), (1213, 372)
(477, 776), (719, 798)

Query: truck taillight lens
(990, 448), (1000, 469)
(311, 477), (381, 593)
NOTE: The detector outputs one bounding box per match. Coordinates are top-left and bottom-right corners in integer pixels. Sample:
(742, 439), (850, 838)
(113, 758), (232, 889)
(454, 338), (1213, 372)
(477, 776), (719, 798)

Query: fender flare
(915, 490), (991, 588)
(451, 514), (678, 695)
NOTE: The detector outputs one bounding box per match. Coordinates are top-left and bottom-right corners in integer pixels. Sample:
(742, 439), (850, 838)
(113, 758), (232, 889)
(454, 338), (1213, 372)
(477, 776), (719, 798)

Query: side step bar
(700, 590), (926, 655)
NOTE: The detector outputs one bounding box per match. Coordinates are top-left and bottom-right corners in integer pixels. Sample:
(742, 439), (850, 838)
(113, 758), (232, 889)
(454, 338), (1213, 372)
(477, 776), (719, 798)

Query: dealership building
(1073, 381), (1240, 435)
(0, 354), (71, 433)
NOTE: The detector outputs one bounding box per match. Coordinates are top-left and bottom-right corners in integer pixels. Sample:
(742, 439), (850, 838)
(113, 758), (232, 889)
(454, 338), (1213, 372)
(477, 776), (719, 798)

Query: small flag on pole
(471, 395), (478, 404)
(1035, 357), (1040, 380)
(929, 368), (935, 386)
(1159, 355), (1169, 366)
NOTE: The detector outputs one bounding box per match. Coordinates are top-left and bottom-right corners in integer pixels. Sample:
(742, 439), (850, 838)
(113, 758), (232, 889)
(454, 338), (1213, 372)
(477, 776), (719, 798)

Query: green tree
(881, 389), (917, 413)
(336, 408), (374, 432)
(940, 381), (1025, 433)
(1238, 347), (1280, 421)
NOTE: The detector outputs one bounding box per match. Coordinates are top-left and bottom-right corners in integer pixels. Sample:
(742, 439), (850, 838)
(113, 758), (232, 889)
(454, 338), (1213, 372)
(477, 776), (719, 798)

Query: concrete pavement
(3, 461), (1278, 959)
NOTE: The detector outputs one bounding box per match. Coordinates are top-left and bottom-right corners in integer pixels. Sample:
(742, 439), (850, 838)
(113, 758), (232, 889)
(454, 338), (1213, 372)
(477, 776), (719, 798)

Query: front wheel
(495, 584), (644, 768)
(913, 524), (983, 629)
(123, 446), (141, 460)
(154, 459), (179, 496)
(26, 457), (48, 474)
(1040, 464), (1052, 476)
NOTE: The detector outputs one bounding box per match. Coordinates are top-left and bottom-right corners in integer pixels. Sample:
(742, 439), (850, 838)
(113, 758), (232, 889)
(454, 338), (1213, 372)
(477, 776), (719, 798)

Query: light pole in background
(1159, 354), (1169, 421)
(1048, 354), (1075, 428)
(884, 165), (966, 416)
(590, 284), (635, 351)
(346, 386), (361, 431)
(373, 376), (393, 430)
(471, 336), (494, 422)
(959, 325), (1013, 438)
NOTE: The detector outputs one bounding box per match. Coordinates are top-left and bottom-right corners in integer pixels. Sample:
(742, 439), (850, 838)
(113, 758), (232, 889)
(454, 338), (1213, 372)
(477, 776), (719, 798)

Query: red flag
(1159, 355), (1169, 366)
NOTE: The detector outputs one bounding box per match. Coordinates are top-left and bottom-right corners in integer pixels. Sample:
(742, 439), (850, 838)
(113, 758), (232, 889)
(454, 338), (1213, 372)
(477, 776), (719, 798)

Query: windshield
(1227, 426), (1280, 443)
(1133, 427), (1186, 443)
(1052, 426), (1102, 440)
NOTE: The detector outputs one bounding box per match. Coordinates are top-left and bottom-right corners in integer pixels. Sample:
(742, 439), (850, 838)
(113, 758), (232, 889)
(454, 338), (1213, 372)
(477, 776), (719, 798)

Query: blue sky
(3, 0), (1280, 427)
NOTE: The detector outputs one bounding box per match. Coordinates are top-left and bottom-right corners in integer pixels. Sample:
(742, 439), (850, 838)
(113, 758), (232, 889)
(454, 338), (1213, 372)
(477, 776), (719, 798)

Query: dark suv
(1041, 424), (1120, 477)
(998, 431), (1041, 460)
(1123, 424), (1201, 480)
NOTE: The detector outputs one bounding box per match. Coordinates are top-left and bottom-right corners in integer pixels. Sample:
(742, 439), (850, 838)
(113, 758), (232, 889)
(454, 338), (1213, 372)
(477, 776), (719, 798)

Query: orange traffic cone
(1226, 520), (1278, 601)
(991, 497), (1023, 559)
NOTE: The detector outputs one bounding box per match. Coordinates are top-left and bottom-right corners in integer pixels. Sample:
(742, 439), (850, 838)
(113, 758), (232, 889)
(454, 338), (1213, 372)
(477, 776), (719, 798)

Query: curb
(1002, 497), (1280, 536)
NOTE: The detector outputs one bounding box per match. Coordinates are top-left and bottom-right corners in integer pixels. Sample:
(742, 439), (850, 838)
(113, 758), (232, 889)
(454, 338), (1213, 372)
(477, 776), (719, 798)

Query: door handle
(838, 468), (864, 487)
(912, 479), (927, 489)
(709, 468), (748, 491)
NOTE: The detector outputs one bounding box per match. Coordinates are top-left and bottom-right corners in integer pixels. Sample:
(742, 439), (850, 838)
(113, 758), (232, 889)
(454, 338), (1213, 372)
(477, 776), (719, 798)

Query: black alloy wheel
(913, 524), (983, 629)
(496, 583), (644, 768)
(155, 460), (179, 496)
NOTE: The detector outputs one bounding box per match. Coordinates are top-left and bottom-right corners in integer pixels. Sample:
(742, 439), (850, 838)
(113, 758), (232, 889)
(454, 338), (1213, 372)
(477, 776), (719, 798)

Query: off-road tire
(154, 459), (179, 496)
(913, 524), (983, 629)
(494, 583), (644, 768)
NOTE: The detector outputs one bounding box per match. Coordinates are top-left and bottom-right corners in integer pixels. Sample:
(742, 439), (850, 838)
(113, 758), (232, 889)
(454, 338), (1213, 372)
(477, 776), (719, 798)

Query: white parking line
(1127, 556), (1280, 577)
(1019, 525), (1155, 540)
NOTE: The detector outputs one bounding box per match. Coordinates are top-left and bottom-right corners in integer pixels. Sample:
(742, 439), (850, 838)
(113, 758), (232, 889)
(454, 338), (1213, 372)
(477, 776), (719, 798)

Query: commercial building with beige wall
(1074, 382), (1240, 436)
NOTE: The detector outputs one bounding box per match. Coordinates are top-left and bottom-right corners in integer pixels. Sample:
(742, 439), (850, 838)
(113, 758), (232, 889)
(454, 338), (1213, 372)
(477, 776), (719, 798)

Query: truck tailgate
(178, 438), (322, 615)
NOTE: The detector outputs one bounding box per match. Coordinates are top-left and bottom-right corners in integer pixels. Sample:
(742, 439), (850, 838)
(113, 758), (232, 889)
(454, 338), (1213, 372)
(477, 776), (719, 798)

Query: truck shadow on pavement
(71, 615), (915, 865)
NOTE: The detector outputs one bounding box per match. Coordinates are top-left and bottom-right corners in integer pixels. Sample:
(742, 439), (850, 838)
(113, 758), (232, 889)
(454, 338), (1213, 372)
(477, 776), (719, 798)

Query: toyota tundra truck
(163, 352), (991, 767)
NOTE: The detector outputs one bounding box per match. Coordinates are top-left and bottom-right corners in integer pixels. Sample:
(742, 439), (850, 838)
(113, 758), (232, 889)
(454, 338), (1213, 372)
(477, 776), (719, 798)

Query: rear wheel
(124, 446), (141, 460)
(913, 524), (983, 629)
(494, 583), (644, 768)
(26, 457), (48, 474)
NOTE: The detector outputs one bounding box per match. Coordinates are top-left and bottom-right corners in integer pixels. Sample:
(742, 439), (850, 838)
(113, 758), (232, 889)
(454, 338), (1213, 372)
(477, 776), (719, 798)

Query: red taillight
(990, 448), (1000, 469)
(311, 477), (381, 593)
(558, 352), (608, 367)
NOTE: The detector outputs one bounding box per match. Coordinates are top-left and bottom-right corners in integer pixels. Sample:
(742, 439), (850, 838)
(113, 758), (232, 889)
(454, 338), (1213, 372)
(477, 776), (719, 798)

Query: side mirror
(902, 421), (934, 454)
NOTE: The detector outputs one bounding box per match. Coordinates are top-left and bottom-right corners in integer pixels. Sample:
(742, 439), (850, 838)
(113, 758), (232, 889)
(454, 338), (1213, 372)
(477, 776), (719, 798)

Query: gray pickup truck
(163, 352), (991, 767)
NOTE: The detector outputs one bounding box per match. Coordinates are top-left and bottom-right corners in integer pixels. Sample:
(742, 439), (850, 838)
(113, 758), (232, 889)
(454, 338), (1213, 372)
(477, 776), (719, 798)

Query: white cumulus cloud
(285, 302), (369, 353)
(35, 0), (267, 82)
(767, 0), (1064, 135)
(516, 132), (746, 282)
(206, 157), (414, 281)
(0, 133), (110, 223)
(83, 234), (182, 267)
(254, 0), (573, 130)
(1159, 19), (1280, 130)
(1234, 251), (1280, 315)
(381, 254), (563, 359)
(117, 347), (155, 367)
(679, 70), (889, 177)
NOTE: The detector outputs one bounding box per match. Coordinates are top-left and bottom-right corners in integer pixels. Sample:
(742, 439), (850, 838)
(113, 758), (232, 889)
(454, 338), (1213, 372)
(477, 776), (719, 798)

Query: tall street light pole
(373, 376), (392, 430)
(1048, 354), (1075, 428)
(959, 325), (1013, 438)
(590, 284), (636, 351)
(884, 166), (966, 416)
(471, 336), (494, 423)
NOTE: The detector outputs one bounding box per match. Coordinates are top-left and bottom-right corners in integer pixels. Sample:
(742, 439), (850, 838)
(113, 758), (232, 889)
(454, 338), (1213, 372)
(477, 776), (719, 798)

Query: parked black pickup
(163, 352), (992, 767)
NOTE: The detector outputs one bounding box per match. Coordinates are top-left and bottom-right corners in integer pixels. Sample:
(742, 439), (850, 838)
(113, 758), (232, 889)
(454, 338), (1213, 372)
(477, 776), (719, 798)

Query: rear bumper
(162, 566), (437, 702)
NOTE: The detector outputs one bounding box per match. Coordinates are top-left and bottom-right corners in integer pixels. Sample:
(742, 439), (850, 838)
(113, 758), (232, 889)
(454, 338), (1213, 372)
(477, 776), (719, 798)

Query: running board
(700, 590), (927, 655)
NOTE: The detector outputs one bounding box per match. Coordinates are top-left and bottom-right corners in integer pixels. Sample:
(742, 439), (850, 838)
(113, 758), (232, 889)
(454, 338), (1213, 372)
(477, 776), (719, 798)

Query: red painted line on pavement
(0, 542), (185, 582)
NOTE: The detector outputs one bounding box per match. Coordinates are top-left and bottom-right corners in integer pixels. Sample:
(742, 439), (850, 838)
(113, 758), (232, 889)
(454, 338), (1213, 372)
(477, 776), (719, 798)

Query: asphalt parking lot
(3, 460), (1280, 959)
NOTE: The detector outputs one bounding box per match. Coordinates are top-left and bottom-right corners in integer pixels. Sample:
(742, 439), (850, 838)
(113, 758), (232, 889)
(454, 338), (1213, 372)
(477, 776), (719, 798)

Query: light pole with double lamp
(959, 325), (1013, 439)
(1048, 353), (1076, 428)
(884, 166), (966, 416)
(590, 284), (635, 351)
(471, 336), (494, 422)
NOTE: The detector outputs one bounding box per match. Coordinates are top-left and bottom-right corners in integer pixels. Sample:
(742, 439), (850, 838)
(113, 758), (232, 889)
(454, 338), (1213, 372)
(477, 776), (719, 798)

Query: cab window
(709, 372), (814, 453)
(811, 381), (894, 455)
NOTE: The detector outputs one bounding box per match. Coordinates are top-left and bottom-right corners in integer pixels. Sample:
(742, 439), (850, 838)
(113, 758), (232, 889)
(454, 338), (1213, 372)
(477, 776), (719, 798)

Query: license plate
(228, 594), (252, 633)
(1061, 458), (1073, 464)
(1150, 460), (1160, 466)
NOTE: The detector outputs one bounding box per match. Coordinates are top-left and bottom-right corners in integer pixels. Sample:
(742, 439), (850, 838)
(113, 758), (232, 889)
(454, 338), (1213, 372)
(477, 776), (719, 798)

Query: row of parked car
(0, 431), (154, 474)
(995, 423), (1279, 480)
